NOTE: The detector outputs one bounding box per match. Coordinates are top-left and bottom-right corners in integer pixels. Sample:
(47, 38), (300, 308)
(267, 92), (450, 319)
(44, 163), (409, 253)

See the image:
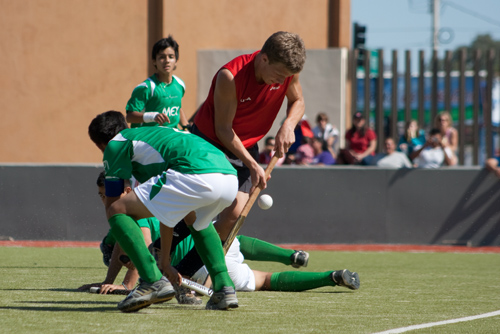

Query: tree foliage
(448, 34), (500, 72)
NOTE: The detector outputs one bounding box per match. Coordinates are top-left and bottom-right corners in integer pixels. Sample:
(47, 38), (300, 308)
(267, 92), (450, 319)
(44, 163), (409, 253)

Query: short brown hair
(261, 31), (306, 74)
(316, 112), (328, 123)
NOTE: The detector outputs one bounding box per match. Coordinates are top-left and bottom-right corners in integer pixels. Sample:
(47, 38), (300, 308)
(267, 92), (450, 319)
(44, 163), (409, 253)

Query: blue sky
(352, 0), (500, 60)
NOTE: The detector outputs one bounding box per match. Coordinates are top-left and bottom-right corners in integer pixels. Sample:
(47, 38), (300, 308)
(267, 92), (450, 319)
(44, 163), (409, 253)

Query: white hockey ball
(258, 194), (273, 210)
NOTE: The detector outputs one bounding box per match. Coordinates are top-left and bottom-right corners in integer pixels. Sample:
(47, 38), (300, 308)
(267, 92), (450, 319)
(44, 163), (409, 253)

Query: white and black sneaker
(290, 250), (309, 268)
(117, 276), (175, 312)
(332, 269), (360, 290)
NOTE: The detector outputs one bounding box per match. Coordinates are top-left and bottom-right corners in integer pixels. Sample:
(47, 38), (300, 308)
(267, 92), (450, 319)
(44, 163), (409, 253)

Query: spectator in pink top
(295, 136), (315, 165)
(336, 112), (377, 165)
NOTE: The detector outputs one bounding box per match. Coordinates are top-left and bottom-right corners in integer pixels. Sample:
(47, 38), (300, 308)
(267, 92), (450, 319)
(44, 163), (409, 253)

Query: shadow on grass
(310, 290), (355, 294)
(0, 288), (92, 293)
(1, 300), (208, 313)
(20, 300), (118, 305)
(0, 305), (118, 312)
(0, 266), (100, 269)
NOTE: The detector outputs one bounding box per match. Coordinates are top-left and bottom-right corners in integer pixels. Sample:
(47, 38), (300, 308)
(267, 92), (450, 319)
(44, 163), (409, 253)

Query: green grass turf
(0, 247), (499, 333)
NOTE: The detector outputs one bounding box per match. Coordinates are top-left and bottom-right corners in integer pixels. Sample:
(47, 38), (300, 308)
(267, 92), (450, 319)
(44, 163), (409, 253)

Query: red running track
(1, 240), (500, 253)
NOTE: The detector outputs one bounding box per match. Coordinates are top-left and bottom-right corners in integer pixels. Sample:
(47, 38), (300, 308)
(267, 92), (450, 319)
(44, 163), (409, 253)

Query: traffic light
(353, 23), (367, 67)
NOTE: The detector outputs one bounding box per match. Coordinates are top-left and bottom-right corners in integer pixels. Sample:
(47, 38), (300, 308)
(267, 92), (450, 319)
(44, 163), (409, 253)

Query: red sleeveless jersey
(194, 51), (293, 148)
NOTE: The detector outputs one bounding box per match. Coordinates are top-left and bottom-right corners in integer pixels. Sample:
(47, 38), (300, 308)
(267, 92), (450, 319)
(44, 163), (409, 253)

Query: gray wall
(1, 165), (499, 246)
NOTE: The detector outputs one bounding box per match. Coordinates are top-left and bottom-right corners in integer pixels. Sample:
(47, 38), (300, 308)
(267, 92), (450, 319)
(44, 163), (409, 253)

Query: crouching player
(78, 172), (202, 304)
(88, 110), (238, 312)
(77, 173), (157, 294)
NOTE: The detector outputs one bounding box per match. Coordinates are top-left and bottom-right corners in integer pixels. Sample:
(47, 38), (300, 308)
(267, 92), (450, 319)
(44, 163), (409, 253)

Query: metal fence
(351, 48), (498, 166)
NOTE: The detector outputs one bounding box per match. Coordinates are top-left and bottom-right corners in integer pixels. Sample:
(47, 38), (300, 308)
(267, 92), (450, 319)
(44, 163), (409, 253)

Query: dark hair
(316, 112), (328, 123)
(348, 119), (367, 137)
(313, 137), (329, 152)
(88, 111), (128, 146)
(96, 171), (105, 187)
(152, 35), (179, 61)
(429, 128), (441, 136)
(265, 136), (275, 145)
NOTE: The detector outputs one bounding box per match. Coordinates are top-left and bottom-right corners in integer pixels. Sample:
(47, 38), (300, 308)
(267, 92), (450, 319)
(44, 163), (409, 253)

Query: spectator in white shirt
(371, 137), (412, 168)
(411, 128), (457, 168)
(312, 112), (339, 159)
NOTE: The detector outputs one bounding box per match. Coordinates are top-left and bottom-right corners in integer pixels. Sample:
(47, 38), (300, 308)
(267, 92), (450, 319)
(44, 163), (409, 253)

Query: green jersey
(126, 74), (185, 129)
(105, 217), (160, 247)
(103, 126), (236, 184)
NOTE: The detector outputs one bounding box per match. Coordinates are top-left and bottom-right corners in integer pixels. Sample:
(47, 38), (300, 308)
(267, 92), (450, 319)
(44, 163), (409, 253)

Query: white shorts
(225, 237), (256, 292)
(190, 237), (256, 292)
(134, 170), (238, 231)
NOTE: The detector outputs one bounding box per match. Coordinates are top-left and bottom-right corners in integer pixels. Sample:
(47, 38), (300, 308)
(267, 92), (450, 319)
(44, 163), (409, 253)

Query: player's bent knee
(106, 200), (127, 218)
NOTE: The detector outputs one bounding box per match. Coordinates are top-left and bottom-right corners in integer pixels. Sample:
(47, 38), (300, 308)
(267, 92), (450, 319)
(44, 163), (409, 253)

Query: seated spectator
(336, 112), (377, 165)
(435, 110), (459, 154)
(312, 112), (339, 159)
(485, 156), (500, 178)
(310, 137), (336, 165)
(398, 119), (426, 157)
(295, 136), (314, 165)
(284, 152), (296, 165)
(258, 136), (285, 166)
(288, 116), (314, 154)
(371, 137), (412, 168)
(411, 128), (457, 168)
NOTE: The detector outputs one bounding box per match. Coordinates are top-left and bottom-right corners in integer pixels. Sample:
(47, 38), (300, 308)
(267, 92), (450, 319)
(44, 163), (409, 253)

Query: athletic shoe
(117, 276), (175, 312)
(290, 250), (309, 268)
(331, 269), (360, 290)
(205, 286), (238, 310)
(173, 282), (203, 305)
(99, 237), (114, 267)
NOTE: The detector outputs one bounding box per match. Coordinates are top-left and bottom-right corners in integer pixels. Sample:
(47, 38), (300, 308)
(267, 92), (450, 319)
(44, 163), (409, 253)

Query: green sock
(270, 271), (335, 291)
(104, 229), (116, 245)
(237, 235), (294, 265)
(189, 224), (234, 291)
(108, 214), (162, 283)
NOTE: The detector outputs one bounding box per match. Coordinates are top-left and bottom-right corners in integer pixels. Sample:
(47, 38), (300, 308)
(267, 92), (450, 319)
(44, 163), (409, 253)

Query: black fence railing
(351, 48), (499, 166)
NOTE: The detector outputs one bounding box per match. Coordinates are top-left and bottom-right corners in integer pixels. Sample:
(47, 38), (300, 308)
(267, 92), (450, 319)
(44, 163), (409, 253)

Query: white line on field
(372, 310), (500, 334)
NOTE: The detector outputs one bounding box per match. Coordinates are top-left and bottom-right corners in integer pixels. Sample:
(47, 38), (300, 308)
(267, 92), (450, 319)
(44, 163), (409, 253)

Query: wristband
(104, 178), (124, 197)
(143, 112), (160, 123)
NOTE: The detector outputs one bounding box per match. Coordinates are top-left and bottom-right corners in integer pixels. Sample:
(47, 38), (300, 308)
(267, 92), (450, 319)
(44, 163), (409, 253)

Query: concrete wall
(0, 0), (329, 163)
(2, 165), (499, 246)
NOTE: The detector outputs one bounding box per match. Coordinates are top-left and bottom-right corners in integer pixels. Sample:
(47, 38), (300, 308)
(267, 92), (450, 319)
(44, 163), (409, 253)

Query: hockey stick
(89, 280), (212, 297)
(181, 277), (213, 297)
(223, 155), (279, 254)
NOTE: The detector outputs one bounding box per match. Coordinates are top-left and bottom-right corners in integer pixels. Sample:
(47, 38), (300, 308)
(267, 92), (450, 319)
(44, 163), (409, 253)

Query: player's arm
(102, 242), (125, 285)
(126, 111), (170, 125)
(274, 74), (305, 158)
(178, 108), (189, 129)
(357, 137), (377, 160)
(126, 84), (170, 125)
(214, 69), (266, 189)
(159, 223), (182, 285)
